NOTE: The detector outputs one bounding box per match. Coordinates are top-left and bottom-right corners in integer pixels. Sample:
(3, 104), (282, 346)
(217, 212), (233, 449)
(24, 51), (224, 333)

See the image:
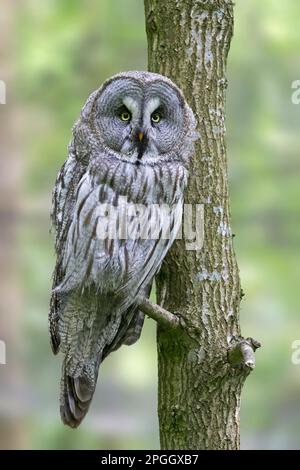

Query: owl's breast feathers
(54, 156), (187, 296)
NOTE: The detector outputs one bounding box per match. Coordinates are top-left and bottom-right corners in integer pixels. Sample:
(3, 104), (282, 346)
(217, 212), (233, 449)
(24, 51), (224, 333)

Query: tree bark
(144, 0), (259, 450)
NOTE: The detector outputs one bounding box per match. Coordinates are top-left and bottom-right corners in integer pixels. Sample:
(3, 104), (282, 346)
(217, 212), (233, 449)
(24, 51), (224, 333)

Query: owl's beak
(136, 129), (147, 161)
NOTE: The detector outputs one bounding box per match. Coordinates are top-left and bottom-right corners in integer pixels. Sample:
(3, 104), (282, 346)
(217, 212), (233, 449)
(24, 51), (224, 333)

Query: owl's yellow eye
(120, 111), (131, 122)
(151, 112), (161, 124)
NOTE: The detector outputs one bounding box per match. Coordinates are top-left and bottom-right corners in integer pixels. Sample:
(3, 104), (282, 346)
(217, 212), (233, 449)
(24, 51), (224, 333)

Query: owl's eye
(151, 112), (161, 124)
(119, 111), (131, 122)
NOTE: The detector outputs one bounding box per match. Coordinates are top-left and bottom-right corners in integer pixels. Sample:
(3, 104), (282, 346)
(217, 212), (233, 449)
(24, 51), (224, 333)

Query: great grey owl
(50, 71), (197, 428)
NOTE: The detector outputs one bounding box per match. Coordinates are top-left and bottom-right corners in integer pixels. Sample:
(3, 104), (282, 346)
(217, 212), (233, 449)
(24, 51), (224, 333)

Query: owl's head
(76, 71), (197, 165)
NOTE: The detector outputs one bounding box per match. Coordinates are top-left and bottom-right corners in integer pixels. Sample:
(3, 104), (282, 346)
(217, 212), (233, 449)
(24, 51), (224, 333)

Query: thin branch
(136, 296), (180, 329)
(228, 338), (261, 370)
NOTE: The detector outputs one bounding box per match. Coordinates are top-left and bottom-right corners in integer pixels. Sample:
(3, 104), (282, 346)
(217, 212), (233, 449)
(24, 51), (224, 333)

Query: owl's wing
(56, 182), (182, 300)
(101, 201), (183, 356)
(49, 141), (89, 353)
(118, 199), (183, 303)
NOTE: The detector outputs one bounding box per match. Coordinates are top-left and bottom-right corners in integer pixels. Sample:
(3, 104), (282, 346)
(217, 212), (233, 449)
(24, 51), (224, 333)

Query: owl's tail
(58, 288), (121, 428)
(60, 357), (100, 428)
(58, 286), (149, 428)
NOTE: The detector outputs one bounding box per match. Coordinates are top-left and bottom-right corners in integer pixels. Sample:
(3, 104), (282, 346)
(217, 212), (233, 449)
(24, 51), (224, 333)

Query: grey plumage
(50, 71), (197, 427)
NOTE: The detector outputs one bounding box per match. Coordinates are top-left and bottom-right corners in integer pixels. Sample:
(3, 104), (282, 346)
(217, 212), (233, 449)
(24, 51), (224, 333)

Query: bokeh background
(0, 0), (300, 449)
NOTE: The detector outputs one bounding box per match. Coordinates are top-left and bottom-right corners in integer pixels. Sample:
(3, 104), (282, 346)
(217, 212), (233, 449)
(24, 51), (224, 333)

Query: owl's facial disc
(96, 78), (185, 163)
(120, 95), (176, 162)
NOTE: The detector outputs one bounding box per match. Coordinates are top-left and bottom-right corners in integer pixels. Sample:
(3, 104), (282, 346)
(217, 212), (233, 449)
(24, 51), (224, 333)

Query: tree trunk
(144, 0), (258, 450)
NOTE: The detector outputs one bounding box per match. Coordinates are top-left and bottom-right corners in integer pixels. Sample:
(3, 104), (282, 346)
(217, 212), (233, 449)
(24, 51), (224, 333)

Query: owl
(50, 71), (197, 428)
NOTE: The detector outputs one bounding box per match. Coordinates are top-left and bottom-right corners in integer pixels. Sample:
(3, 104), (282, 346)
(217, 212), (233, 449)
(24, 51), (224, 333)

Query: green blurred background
(0, 0), (300, 449)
